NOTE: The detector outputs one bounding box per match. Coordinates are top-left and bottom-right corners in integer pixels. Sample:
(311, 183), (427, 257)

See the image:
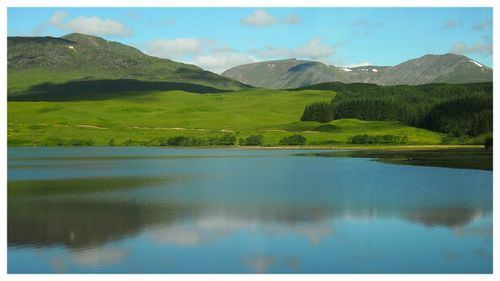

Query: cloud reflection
(243, 255), (275, 273)
(48, 246), (130, 272)
(71, 247), (129, 268)
(146, 213), (335, 247)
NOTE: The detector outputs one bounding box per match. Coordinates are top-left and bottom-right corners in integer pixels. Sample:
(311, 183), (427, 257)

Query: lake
(7, 147), (492, 273)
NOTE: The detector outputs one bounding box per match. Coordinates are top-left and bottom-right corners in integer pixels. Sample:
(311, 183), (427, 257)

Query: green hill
(8, 88), (445, 146)
(8, 33), (251, 99)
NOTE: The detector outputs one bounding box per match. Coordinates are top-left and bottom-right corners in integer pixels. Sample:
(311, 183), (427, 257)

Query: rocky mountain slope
(222, 54), (492, 89)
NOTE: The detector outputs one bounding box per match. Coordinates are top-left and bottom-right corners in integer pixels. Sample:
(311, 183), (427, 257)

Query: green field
(8, 88), (446, 146)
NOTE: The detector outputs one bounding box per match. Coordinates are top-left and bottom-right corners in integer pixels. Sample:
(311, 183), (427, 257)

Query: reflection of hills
(8, 199), (198, 249)
(404, 208), (482, 228)
(8, 171), (488, 250)
(8, 197), (335, 249)
(8, 175), (200, 249)
(10, 196), (488, 249)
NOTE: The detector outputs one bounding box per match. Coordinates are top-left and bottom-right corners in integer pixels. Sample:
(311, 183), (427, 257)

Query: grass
(299, 148), (492, 170)
(8, 88), (445, 146)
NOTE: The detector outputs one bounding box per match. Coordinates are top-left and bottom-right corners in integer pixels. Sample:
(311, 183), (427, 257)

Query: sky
(7, 7), (493, 73)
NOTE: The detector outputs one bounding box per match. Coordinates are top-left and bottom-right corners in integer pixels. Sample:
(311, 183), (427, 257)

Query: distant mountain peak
(222, 54), (492, 89)
(62, 33), (107, 45)
(63, 32), (98, 39)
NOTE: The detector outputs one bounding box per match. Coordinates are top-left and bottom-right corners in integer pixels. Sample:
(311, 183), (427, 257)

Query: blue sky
(8, 7), (493, 73)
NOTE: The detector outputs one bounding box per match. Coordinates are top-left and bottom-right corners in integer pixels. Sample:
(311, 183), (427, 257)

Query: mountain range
(7, 33), (493, 97)
(222, 54), (493, 89)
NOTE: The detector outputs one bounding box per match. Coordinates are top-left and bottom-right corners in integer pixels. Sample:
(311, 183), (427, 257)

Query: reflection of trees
(404, 207), (481, 228)
(8, 199), (335, 249)
(8, 199), (199, 249)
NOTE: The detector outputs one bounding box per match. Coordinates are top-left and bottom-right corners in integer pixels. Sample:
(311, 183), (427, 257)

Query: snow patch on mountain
(469, 60), (483, 68)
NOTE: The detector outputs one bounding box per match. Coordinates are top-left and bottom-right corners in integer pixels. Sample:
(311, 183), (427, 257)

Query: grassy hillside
(8, 33), (250, 97)
(8, 88), (444, 146)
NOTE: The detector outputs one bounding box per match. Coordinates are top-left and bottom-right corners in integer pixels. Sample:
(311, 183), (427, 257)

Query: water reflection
(48, 246), (131, 273)
(7, 147), (493, 273)
(244, 255), (275, 273)
(146, 213), (336, 247)
(8, 199), (199, 249)
(9, 197), (489, 250)
(8, 175), (192, 197)
(404, 208), (482, 228)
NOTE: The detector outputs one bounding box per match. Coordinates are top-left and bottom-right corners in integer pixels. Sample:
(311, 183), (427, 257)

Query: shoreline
(7, 144), (485, 151)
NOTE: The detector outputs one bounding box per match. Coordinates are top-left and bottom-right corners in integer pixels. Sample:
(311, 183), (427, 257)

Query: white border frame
(1, 1), (497, 281)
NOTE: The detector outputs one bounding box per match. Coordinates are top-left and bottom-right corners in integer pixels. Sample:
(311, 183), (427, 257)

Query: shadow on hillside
(8, 79), (232, 101)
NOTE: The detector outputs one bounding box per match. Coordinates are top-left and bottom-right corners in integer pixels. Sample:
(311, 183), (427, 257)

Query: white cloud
(240, 9), (278, 28)
(47, 10), (132, 37)
(240, 10), (303, 28)
(48, 11), (67, 28)
(145, 38), (254, 73)
(66, 16), (131, 37)
(146, 38), (205, 58)
(192, 51), (254, 74)
(283, 14), (302, 25)
(293, 38), (334, 59)
(252, 38), (335, 60)
(450, 42), (492, 56)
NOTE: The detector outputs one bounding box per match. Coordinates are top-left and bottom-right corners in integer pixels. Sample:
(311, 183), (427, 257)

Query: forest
(301, 83), (493, 138)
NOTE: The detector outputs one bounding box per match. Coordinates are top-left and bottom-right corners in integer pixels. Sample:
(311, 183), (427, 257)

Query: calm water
(7, 147), (492, 273)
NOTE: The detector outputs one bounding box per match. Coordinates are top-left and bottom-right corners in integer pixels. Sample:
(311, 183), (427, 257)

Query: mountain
(222, 54), (493, 89)
(371, 54), (493, 86)
(8, 33), (250, 99)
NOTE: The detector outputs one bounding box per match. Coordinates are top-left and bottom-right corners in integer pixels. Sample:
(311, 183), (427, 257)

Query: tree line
(16, 133), (309, 147)
(350, 134), (408, 144)
(301, 83), (492, 137)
